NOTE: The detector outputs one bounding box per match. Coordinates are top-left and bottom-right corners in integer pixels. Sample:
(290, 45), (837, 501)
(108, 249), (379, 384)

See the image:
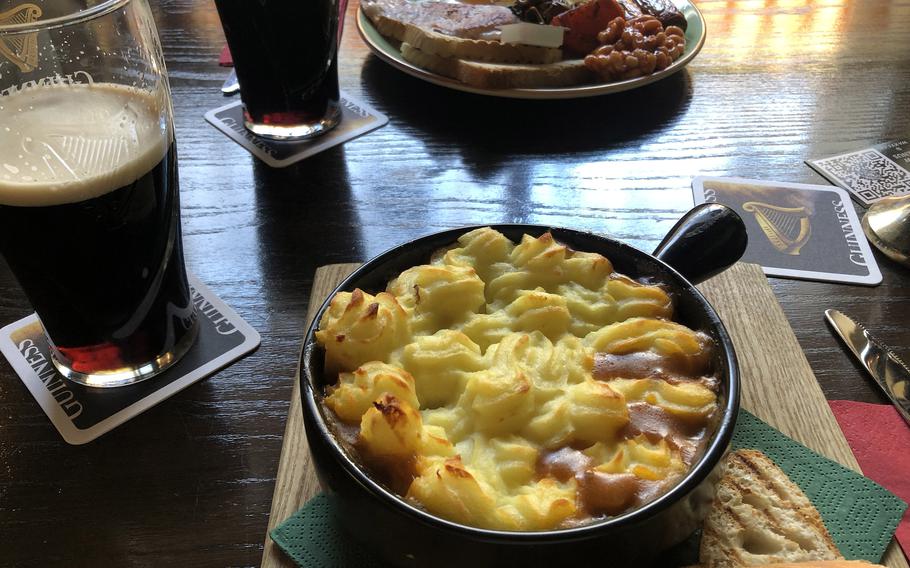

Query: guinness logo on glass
(743, 201), (812, 256)
(0, 3), (42, 72)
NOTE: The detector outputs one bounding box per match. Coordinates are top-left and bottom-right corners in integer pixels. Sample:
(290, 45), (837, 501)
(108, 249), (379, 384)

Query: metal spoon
(863, 193), (910, 267)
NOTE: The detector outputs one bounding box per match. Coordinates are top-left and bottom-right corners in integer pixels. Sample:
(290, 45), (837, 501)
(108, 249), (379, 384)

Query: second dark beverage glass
(215, 0), (342, 140)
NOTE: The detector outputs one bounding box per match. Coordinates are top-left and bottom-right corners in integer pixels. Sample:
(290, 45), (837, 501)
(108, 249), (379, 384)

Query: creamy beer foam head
(0, 83), (170, 207)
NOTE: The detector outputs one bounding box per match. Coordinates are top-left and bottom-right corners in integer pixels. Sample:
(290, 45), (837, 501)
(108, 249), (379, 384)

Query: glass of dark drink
(215, 0), (343, 140)
(0, 0), (198, 387)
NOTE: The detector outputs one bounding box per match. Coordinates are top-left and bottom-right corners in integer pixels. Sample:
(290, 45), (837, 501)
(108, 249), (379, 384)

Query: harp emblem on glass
(742, 201), (812, 255)
(0, 3), (42, 72)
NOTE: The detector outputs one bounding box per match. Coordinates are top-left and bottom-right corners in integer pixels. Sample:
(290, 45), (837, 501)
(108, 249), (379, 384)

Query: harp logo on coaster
(692, 176), (882, 286)
(741, 201), (812, 256)
(0, 276), (261, 444)
(204, 91), (389, 168)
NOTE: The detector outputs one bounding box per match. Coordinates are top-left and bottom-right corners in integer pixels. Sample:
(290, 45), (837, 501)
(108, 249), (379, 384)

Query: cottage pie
(315, 227), (719, 530)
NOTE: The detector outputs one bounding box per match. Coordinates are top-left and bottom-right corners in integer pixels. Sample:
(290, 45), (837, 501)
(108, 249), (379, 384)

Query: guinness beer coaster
(0, 275), (261, 444)
(204, 90), (389, 168)
(692, 176), (882, 286)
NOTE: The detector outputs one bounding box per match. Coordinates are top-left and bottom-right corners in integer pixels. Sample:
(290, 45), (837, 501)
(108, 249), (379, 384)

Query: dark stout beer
(214, 0), (342, 139)
(0, 83), (197, 380)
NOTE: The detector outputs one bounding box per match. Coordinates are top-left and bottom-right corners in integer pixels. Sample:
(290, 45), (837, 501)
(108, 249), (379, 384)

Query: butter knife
(825, 309), (910, 426)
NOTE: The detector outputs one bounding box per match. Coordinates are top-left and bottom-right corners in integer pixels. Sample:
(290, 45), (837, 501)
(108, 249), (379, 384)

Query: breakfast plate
(356, 0), (706, 99)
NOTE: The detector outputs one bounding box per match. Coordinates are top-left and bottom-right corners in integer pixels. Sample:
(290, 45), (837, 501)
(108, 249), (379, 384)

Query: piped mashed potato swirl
(316, 228), (718, 531)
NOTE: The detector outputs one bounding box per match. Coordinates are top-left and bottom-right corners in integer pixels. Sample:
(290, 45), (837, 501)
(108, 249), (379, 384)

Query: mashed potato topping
(315, 228), (718, 531)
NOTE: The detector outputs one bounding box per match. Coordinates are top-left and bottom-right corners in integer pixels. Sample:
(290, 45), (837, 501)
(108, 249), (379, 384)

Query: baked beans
(584, 16), (687, 81)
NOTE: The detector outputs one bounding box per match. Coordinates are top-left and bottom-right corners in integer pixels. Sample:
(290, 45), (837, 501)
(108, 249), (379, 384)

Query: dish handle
(652, 203), (748, 285)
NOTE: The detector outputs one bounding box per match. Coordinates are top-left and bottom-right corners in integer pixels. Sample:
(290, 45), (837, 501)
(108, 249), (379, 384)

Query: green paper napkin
(270, 410), (907, 567)
(270, 493), (382, 568)
(731, 410), (906, 561)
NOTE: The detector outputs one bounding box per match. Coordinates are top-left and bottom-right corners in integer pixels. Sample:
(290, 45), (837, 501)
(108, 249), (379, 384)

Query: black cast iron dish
(300, 204), (748, 568)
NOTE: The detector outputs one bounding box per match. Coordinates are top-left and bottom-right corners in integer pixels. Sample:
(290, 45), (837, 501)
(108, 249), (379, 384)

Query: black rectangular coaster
(0, 276), (260, 444)
(204, 91), (388, 167)
(692, 176), (882, 285)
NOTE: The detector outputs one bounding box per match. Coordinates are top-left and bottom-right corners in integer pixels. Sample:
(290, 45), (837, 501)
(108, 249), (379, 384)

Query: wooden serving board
(260, 263), (908, 568)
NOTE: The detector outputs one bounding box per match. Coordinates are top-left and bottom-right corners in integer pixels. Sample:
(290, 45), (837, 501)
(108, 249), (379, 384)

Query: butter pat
(499, 22), (565, 48)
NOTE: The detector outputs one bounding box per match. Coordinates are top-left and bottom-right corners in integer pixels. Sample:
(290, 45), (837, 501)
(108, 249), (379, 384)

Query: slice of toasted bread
(457, 58), (593, 89)
(400, 42), (462, 79)
(361, 0), (519, 41)
(762, 562), (884, 567)
(685, 561), (883, 568)
(400, 43), (595, 89)
(402, 24), (562, 65)
(698, 450), (843, 568)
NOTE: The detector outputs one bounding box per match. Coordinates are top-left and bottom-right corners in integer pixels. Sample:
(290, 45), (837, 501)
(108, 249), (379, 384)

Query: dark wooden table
(1, 0), (908, 566)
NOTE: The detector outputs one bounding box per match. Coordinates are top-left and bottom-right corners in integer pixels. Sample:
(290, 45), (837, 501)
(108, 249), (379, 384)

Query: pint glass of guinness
(215, 0), (343, 140)
(0, 0), (198, 387)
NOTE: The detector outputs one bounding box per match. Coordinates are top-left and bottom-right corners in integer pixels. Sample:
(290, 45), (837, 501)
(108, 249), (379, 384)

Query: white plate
(356, 0), (706, 99)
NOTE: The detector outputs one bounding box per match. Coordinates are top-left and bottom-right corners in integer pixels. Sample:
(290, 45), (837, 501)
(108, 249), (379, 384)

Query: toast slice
(456, 57), (594, 89)
(761, 563), (884, 567)
(361, 0), (519, 41)
(400, 43), (595, 89)
(400, 42), (461, 80)
(402, 24), (563, 65)
(686, 562), (883, 568)
(698, 450), (843, 568)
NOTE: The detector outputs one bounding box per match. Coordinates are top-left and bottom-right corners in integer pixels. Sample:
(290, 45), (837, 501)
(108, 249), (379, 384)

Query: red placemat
(830, 400), (910, 559)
